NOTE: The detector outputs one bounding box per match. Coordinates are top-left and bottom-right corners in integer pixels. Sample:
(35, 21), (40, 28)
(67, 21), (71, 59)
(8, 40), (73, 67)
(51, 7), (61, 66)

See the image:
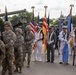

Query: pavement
(0, 50), (76, 75)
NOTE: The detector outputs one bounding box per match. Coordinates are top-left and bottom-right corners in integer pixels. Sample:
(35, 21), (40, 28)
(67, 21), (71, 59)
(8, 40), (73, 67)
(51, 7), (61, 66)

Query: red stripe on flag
(30, 22), (36, 33)
(30, 23), (36, 31)
(43, 22), (48, 33)
(44, 18), (47, 22)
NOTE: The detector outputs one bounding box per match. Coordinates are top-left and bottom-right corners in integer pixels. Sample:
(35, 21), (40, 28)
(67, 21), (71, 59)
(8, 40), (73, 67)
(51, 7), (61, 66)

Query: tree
(18, 11), (33, 24)
(50, 19), (54, 25)
(53, 19), (59, 25)
(0, 18), (4, 30)
(73, 15), (76, 25)
(11, 15), (18, 20)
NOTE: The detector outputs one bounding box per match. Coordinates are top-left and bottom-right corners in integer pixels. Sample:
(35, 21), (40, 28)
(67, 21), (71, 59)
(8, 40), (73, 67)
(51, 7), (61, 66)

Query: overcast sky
(0, 0), (76, 19)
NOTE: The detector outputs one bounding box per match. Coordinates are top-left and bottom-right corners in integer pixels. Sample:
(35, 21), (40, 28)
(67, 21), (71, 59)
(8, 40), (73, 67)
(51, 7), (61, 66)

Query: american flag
(30, 22), (36, 33)
(29, 10), (36, 33)
(30, 11), (39, 33)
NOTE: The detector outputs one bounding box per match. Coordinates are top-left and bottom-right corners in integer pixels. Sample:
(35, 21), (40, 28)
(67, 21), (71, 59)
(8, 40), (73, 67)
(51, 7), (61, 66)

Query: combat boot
(9, 73), (13, 75)
(2, 73), (5, 75)
(19, 67), (22, 73)
(27, 61), (30, 68)
(14, 67), (18, 72)
(2, 71), (6, 75)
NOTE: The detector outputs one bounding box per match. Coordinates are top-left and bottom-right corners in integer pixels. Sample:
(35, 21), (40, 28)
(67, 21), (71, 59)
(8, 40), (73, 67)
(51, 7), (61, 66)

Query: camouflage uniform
(24, 25), (34, 68)
(0, 40), (5, 67)
(23, 44), (26, 62)
(2, 21), (16, 75)
(14, 28), (24, 73)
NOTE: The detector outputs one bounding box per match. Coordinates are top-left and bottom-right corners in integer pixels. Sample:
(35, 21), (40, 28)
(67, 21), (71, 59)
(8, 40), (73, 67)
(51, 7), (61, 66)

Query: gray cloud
(0, 0), (76, 19)
(35, 8), (43, 12)
(36, 0), (44, 5)
(49, 6), (66, 11)
(0, 4), (4, 7)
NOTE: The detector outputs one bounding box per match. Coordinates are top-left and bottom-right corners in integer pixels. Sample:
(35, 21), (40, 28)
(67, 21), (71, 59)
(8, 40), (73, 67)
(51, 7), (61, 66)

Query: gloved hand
(48, 41), (50, 44)
(64, 39), (67, 43)
(48, 40), (54, 44)
(53, 44), (55, 49)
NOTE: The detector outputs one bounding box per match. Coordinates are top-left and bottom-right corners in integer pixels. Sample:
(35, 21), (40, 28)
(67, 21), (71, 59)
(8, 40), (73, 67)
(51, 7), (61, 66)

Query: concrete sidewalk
(0, 50), (76, 75)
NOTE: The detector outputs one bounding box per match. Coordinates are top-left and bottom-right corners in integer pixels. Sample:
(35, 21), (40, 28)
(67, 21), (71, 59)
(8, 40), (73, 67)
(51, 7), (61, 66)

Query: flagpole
(70, 4), (74, 23)
(5, 6), (8, 21)
(47, 12), (50, 26)
(31, 6), (35, 25)
(38, 12), (39, 17)
(70, 4), (74, 15)
(0, 9), (1, 12)
(61, 11), (62, 16)
(43, 5), (48, 62)
(43, 5), (48, 33)
(38, 12), (39, 24)
(44, 5), (47, 18)
(69, 4), (75, 66)
(31, 6), (35, 18)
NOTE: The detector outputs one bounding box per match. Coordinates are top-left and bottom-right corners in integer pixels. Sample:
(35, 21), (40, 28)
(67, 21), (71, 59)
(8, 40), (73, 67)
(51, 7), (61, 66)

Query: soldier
(0, 39), (5, 67)
(14, 28), (24, 73)
(24, 25), (34, 68)
(2, 21), (16, 75)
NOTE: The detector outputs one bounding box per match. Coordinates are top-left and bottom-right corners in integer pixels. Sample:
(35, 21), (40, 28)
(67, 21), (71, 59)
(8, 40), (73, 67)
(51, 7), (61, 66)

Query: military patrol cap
(25, 25), (31, 30)
(4, 21), (13, 29)
(62, 26), (67, 29)
(15, 28), (22, 34)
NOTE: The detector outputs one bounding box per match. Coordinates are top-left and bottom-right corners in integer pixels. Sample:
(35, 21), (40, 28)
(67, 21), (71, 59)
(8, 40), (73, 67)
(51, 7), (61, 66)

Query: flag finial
(31, 6), (35, 18)
(61, 11), (62, 15)
(69, 4), (74, 17)
(44, 5), (48, 17)
(70, 4), (74, 8)
(31, 6), (35, 14)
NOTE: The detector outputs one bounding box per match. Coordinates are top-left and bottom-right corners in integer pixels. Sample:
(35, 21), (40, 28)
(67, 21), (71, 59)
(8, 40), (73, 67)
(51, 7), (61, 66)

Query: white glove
(48, 41), (50, 44)
(53, 44), (55, 48)
(48, 40), (54, 44)
(63, 39), (67, 42)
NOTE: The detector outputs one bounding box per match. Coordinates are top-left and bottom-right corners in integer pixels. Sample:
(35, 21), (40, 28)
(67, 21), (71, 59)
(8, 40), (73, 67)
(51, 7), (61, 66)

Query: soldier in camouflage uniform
(2, 21), (16, 75)
(24, 25), (34, 68)
(14, 28), (24, 73)
(0, 40), (5, 67)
